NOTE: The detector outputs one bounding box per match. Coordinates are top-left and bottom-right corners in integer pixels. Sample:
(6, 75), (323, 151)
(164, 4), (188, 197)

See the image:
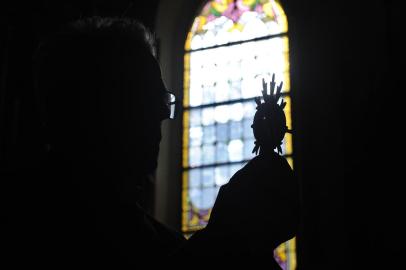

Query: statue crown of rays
(251, 74), (292, 155)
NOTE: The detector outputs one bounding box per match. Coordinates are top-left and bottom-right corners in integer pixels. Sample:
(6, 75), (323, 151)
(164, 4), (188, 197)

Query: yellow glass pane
(286, 157), (294, 170)
(283, 62), (291, 91)
(284, 95), (292, 131)
(274, 1), (288, 32)
(275, 237), (297, 270)
(183, 53), (190, 108)
(285, 132), (293, 156)
(182, 111), (189, 168)
(184, 31), (193, 51)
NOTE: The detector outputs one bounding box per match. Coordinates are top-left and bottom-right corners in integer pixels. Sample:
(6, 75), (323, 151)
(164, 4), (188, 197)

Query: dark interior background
(1, 0), (403, 269)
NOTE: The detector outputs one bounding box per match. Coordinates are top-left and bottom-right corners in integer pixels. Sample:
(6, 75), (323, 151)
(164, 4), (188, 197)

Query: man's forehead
(136, 52), (160, 72)
(133, 54), (166, 97)
(133, 55), (162, 83)
(148, 58), (162, 78)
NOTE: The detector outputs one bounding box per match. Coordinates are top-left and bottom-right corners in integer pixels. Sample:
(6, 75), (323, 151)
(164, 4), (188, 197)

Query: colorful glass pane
(187, 0), (288, 50)
(183, 1), (295, 269)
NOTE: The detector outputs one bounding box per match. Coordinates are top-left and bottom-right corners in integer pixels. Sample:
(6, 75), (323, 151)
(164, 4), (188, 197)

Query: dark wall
(284, 0), (403, 269)
(1, 0), (403, 269)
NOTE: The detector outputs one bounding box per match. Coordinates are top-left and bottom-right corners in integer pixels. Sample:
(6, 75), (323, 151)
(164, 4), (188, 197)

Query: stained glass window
(183, 1), (295, 269)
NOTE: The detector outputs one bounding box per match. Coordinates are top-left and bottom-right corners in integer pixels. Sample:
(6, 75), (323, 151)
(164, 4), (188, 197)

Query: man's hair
(35, 16), (156, 69)
(34, 17), (158, 146)
(67, 16), (157, 57)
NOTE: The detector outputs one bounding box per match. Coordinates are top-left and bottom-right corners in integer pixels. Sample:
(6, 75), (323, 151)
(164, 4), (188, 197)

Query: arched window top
(186, 0), (288, 50)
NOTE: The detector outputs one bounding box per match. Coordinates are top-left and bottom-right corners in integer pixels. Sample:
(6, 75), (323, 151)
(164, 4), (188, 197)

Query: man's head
(35, 17), (170, 177)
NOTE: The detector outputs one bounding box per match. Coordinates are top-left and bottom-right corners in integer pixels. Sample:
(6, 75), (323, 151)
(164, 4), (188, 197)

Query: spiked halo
(251, 74), (292, 155)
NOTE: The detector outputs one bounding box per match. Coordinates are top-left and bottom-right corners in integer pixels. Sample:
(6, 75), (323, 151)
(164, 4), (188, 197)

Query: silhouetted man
(13, 17), (299, 268)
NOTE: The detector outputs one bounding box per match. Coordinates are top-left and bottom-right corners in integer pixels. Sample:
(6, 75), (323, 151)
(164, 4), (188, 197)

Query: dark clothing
(3, 151), (296, 268)
(3, 161), (185, 268)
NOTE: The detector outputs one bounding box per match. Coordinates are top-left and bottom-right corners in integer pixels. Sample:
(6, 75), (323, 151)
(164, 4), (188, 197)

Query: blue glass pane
(216, 123), (228, 142)
(243, 118), (254, 139)
(229, 121), (243, 140)
(214, 105), (230, 123)
(229, 103), (244, 122)
(229, 80), (242, 100)
(188, 169), (201, 188)
(202, 107), (215, 126)
(189, 147), (201, 167)
(189, 187), (202, 209)
(202, 125), (216, 144)
(189, 109), (201, 127)
(241, 76), (259, 99)
(215, 166), (229, 186)
(202, 84), (215, 104)
(214, 186), (220, 200)
(281, 137), (287, 156)
(202, 144), (215, 165)
(229, 164), (242, 178)
(243, 101), (256, 118)
(189, 80), (203, 106)
(189, 126), (203, 147)
(244, 138), (256, 160)
(214, 80), (230, 102)
(216, 142), (228, 163)
(201, 187), (216, 210)
(202, 168), (214, 187)
(228, 139), (243, 162)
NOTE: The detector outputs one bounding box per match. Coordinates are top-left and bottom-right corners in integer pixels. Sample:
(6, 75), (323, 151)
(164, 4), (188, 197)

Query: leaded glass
(188, 169), (201, 188)
(202, 125), (216, 144)
(243, 118), (254, 139)
(216, 123), (228, 143)
(202, 144), (215, 165)
(189, 126), (203, 147)
(243, 138), (256, 159)
(183, 1), (295, 269)
(229, 121), (243, 140)
(189, 109), (201, 127)
(229, 103), (244, 121)
(214, 165), (229, 186)
(201, 107), (215, 126)
(215, 142), (228, 163)
(214, 105), (230, 123)
(189, 146), (202, 167)
(202, 167), (215, 187)
(228, 139), (244, 162)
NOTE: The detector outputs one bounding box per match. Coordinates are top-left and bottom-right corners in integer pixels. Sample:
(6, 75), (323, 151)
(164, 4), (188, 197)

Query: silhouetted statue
(8, 17), (299, 268)
(176, 75), (300, 268)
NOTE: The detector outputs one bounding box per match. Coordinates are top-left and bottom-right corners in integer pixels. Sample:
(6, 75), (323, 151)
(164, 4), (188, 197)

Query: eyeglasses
(166, 91), (178, 120)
